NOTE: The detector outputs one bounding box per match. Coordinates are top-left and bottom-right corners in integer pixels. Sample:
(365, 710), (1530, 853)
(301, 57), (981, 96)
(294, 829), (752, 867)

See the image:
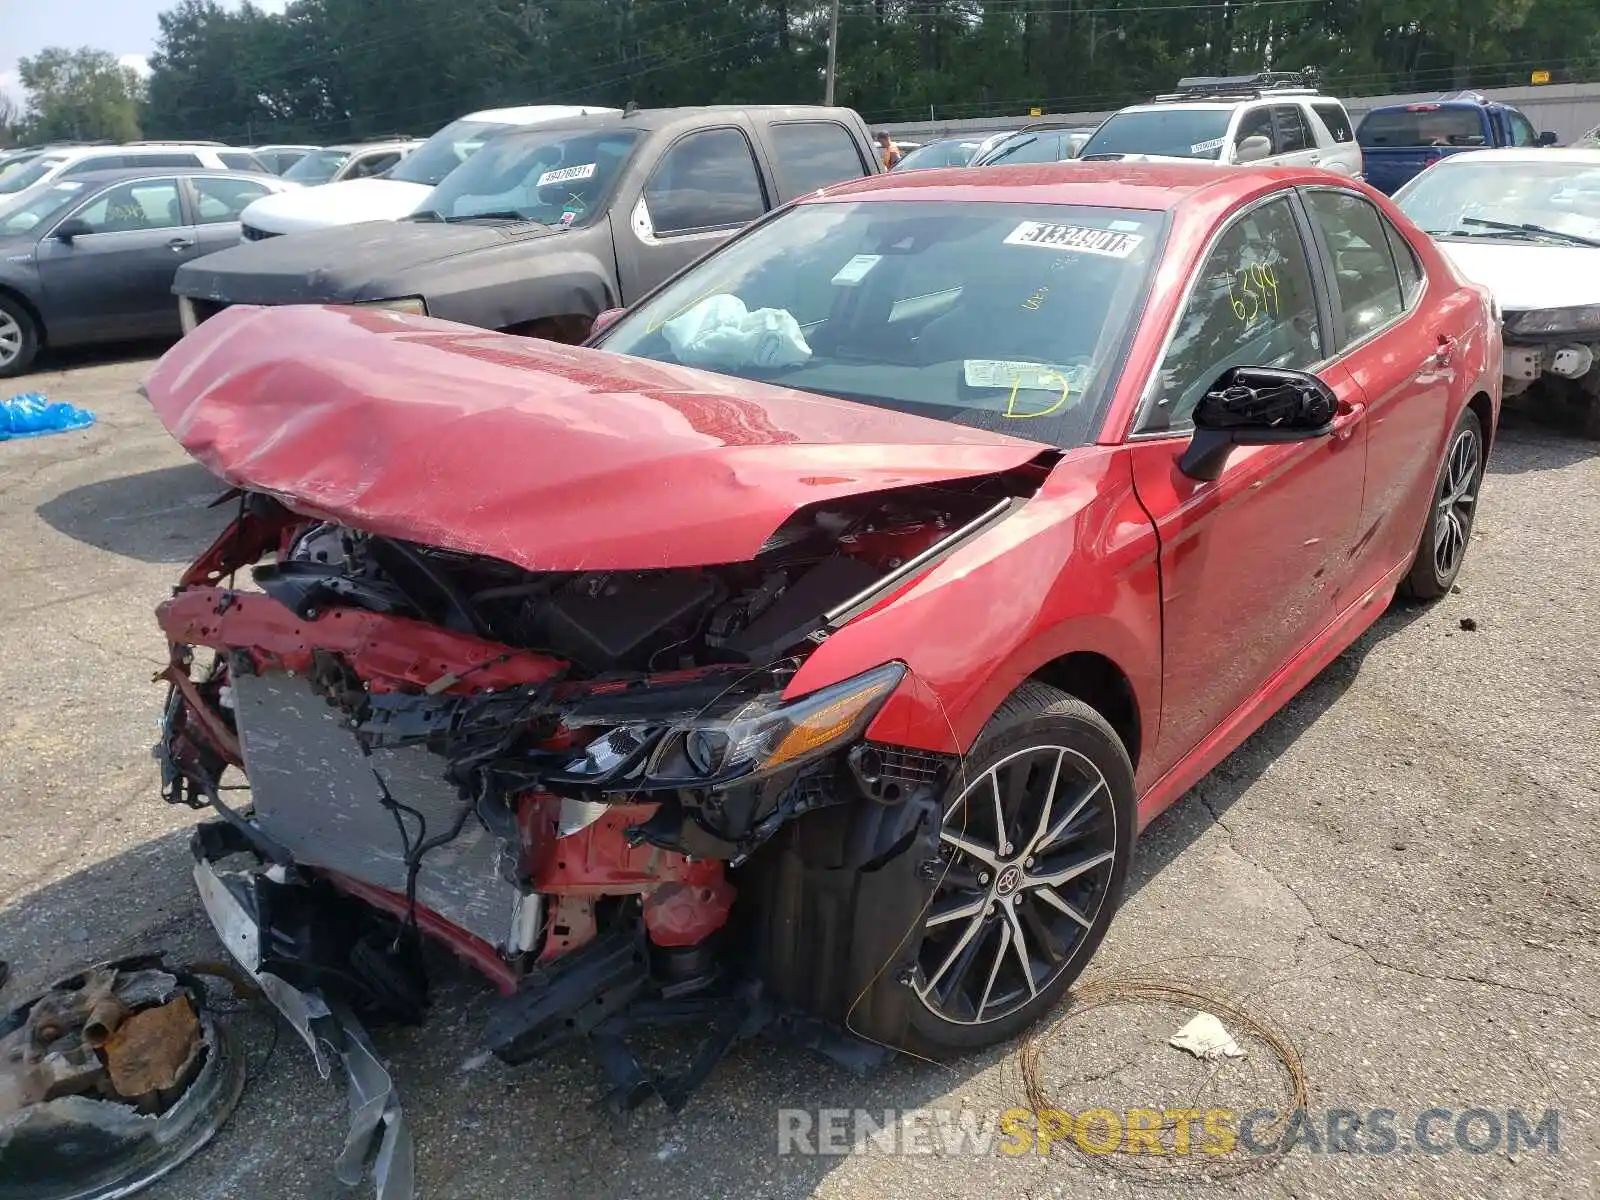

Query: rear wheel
(0, 294), (39, 378)
(1400, 407), (1484, 600)
(902, 682), (1135, 1056)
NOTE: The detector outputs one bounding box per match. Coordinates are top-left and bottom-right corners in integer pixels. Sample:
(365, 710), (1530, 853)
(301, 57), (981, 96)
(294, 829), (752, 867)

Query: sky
(1, 0), (287, 107)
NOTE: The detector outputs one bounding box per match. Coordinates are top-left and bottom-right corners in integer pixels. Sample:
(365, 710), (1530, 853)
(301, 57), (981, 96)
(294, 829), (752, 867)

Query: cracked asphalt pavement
(2, 347), (1597, 1199)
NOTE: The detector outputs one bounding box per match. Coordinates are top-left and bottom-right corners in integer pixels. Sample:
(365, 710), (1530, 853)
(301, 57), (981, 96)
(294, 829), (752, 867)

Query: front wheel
(1400, 407), (1484, 601)
(901, 682), (1135, 1057)
(0, 294), (39, 378)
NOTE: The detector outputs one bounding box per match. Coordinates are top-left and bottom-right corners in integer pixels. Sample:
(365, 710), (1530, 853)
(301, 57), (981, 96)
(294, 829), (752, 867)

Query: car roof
(481, 104), (864, 143)
(810, 160), (1333, 211)
(321, 140), (420, 151)
(33, 166), (283, 186)
(1421, 147), (1600, 166)
(36, 144), (225, 162)
(462, 104), (619, 124)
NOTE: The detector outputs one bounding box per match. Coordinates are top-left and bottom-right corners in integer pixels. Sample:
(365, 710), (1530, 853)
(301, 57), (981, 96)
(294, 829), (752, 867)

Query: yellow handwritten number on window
(1229, 262), (1281, 326)
(1004, 371), (1070, 418)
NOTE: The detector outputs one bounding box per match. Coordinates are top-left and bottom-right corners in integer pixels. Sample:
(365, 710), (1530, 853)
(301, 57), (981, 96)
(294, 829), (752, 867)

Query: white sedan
(1394, 147), (1600, 437)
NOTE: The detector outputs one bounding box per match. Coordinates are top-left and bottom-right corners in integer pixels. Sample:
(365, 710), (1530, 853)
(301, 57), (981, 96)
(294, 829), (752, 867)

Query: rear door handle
(167, 237), (195, 251)
(1431, 334), (1457, 367)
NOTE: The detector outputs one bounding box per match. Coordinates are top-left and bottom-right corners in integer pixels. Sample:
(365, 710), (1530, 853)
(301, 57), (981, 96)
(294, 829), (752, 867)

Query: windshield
(1358, 108), (1485, 148)
(1395, 159), (1600, 244)
(389, 118), (517, 186)
(599, 200), (1164, 447)
(977, 130), (1075, 167)
(0, 180), (88, 236)
(0, 153), (41, 183)
(421, 127), (639, 223)
(0, 156), (68, 195)
(895, 140), (982, 171)
(283, 149), (352, 184)
(1080, 110), (1232, 160)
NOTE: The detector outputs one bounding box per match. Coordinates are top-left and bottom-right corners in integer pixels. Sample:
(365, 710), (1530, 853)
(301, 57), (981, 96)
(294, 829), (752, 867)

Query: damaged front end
(1498, 308), (1600, 434)
(153, 469), (1033, 1178)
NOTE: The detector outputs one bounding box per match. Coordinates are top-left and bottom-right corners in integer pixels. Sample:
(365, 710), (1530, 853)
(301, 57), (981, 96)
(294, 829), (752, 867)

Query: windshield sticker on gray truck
(537, 163), (597, 187)
(1003, 221), (1144, 258)
(1190, 137), (1227, 154)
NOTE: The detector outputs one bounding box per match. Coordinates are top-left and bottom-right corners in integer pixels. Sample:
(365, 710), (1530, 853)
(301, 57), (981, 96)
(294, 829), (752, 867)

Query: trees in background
(17, 0), (1600, 145)
(15, 48), (145, 142)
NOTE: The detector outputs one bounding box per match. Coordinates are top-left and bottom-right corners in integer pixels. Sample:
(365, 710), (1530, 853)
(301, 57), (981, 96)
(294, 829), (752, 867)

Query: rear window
(123, 153), (204, 168)
(1358, 108), (1486, 148)
(219, 151), (265, 171)
(769, 122), (869, 193)
(1311, 102), (1354, 143)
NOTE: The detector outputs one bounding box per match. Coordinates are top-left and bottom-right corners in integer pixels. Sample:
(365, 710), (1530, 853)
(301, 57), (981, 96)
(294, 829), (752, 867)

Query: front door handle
(167, 237), (195, 251)
(1331, 400), (1367, 440)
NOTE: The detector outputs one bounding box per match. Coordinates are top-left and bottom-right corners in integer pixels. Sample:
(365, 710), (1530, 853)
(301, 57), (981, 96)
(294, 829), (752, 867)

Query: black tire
(1400, 407), (1485, 601)
(897, 682), (1136, 1058)
(0, 293), (39, 378)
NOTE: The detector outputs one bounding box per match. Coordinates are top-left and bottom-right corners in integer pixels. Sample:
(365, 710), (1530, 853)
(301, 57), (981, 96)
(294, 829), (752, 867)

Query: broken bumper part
(192, 850), (414, 1200)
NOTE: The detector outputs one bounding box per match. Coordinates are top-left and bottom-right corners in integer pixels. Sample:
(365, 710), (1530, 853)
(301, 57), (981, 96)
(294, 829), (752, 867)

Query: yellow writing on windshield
(1004, 371), (1070, 418)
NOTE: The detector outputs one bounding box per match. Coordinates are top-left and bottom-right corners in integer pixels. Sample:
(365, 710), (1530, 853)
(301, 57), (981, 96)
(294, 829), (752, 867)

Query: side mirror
(1179, 366), (1338, 481)
(590, 307), (626, 338)
(1537, 130), (1560, 147)
(53, 218), (92, 243)
(1233, 134), (1273, 164)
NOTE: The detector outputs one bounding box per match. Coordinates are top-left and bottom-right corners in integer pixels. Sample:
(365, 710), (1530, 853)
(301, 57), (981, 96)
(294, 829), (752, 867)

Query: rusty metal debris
(0, 955), (244, 1200)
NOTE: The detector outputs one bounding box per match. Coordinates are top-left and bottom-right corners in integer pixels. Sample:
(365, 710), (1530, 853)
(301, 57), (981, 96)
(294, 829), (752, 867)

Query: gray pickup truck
(174, 106), (881, 343)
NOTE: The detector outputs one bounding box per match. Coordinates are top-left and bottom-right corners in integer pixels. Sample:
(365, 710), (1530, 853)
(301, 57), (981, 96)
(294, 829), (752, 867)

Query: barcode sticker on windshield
(537, 163), (597, 187)
(1190, 137), (1227, 154)
(831, 254), (882, 285)
(964, 360), (1081, 391)
(1003, 221), (1144, 258)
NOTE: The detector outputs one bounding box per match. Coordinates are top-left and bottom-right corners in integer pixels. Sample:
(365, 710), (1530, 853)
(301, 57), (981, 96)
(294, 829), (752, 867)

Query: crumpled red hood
(143, 306), (1051, 571)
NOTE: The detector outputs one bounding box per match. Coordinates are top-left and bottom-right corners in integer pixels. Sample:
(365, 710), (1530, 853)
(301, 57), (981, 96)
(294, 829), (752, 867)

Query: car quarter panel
(784, 447), (1163, 777)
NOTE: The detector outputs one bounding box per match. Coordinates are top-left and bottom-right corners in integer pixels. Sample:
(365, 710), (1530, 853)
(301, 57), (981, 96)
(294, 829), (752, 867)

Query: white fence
(880, 81), (1600, 145)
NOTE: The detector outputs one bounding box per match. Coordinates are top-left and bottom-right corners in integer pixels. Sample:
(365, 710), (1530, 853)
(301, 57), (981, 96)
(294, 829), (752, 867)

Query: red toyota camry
(146, 163), (1498, 1152)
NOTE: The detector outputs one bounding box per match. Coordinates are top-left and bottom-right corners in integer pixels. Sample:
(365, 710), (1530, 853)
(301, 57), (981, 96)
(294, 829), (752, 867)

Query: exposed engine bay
(153, 466), (1044, 1188)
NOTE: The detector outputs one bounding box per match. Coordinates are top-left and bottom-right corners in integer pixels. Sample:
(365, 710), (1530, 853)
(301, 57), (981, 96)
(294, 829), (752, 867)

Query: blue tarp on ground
(0, 392), (96, 440)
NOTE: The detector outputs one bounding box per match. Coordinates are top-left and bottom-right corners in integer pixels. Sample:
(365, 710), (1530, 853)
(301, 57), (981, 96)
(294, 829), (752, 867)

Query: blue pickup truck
(1356, 94), (1559, 194)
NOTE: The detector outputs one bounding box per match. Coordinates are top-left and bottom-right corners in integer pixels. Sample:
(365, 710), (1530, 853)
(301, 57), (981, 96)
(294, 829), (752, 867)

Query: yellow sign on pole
(1531, 69), (1552, 85)
(1030, 107), (1043, 117)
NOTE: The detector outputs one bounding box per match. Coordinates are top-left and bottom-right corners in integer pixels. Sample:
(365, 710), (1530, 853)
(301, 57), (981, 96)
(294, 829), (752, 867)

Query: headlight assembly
(558, 662), (907, 791)
(1504, 304), (1600, 336)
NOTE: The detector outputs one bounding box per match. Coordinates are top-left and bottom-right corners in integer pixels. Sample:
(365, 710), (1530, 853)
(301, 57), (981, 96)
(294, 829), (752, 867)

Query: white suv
(1078, 72), (1363, 177)
(0, 143), (271, 198)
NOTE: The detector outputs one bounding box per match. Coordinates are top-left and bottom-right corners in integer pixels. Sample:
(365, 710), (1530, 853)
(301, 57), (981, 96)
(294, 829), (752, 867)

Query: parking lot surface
(2, 349), (1597, 1199)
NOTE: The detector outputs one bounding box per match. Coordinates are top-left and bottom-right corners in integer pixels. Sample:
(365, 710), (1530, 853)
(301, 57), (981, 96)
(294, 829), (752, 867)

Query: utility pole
(824, 0), (840, 105)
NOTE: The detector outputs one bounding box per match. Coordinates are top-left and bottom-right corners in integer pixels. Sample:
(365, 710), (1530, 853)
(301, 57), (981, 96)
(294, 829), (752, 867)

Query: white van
(238, 105), (617, 238)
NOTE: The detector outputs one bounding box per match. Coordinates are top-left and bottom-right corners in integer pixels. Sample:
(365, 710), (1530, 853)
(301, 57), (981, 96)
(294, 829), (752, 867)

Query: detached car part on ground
(174, 105), (881, 344)
(1394, 147), (1600, 437)
(0, 956), (245, 1200)
(146, 163), (1497, 1194)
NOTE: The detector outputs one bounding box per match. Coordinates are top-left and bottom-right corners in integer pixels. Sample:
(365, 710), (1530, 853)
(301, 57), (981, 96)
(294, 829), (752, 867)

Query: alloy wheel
(915, 744), (1118, 1026)
(0, 309), (21, 369)
(1434, 425), (1481, 579)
